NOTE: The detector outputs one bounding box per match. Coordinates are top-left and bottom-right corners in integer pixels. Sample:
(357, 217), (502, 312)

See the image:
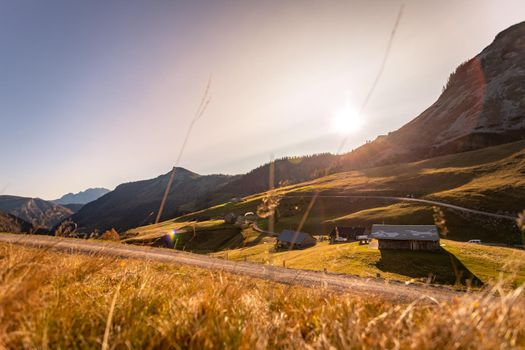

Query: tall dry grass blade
(101, 279), (123, 350)
(287, 192), (319, 251)
(155, 76), (212, 224)
(268, 155), (275, 234)
(517, 209), (525, 246)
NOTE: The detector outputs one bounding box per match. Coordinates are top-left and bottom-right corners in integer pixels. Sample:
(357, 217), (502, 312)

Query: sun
(331, 104), (364, 134)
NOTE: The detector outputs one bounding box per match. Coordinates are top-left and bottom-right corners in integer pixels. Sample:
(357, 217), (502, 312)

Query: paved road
(286, 194), (517, 221)
(0, 233), (465, 303)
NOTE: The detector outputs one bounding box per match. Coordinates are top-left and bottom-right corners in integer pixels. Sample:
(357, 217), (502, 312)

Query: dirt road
(0, 233), (466, 302)
(286, 194), (517, 221)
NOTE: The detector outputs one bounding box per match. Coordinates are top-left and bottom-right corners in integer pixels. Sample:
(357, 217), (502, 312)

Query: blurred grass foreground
(1, 243), (524, 349)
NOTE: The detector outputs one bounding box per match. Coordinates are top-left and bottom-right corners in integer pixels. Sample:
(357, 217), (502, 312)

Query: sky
(1, 0), (524, 199)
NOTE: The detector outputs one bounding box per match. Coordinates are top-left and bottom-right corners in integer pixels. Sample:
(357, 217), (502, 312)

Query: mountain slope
(62, 203), (85, 213)
(53, 188), (110, 205)
(0, 196), (72, 229)
(70, 154), (344, 233)
(170, 141), (525, 244)
(71, 168), (238, 232)
(217, 153), (339, 199)
(336, 21), (525, 170)
(0, 212), (34, 233)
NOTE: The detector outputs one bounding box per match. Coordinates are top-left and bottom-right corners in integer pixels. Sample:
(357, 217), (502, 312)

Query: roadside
(0, 233), (465, 302)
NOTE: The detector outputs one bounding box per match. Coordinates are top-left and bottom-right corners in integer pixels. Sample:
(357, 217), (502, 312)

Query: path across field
(0, 233), (466, 303)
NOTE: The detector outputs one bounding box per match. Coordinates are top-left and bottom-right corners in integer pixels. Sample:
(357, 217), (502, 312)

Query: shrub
(100, 228), (120, 241)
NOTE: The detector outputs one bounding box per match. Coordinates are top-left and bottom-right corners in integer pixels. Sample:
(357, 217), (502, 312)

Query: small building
(276, 230), (316, 249)
(329, 226), (367, 244)
(370, 224), (440, 251)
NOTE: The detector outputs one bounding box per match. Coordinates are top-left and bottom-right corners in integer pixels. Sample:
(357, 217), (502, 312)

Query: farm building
(329, 226), (367, 243)
(370, 224), (440, 251)
(276, 230), (316, 249)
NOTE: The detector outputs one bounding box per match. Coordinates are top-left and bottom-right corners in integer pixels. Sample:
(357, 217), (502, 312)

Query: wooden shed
(276, 230), (316, 249)
(370, 224), (440, 251)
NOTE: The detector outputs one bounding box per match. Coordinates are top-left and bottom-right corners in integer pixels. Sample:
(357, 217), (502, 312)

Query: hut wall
(378, 240), (411, 250)
(378, 239), (440, 251)
(411, 240), (440, 251)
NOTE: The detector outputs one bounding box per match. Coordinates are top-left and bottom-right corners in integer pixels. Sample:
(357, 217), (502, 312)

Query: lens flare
(163, 228), (179, 248)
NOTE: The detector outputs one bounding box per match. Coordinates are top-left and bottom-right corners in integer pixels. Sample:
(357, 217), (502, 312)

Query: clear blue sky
(1, 0), (524, 199)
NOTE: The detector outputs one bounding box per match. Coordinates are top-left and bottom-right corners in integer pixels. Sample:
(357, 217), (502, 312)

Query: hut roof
(277, 230), (315, 244)
(370, 225), (439, 241)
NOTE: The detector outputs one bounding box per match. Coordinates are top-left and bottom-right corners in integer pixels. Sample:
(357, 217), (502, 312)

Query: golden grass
(1, 243), (525, 349)
(217, 239), (525, 287)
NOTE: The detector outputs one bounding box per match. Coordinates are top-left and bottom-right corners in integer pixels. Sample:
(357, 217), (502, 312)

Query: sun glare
(331, 104), (364, 134)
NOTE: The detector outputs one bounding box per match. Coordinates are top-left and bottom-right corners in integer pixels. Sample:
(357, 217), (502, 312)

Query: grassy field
(213, 239), (525, 287)
(1, 242), (525, 349)
(170, 141), (525, 244)
(124, 220), (244, 253)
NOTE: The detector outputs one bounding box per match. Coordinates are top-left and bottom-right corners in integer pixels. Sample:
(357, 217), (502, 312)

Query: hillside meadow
(1, 242), (525, 349)
(125, 212), (525, 289)
(168, 141), (525, 244)
(213, 239), (525, 288)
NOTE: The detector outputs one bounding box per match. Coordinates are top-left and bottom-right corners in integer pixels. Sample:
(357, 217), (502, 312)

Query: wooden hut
(276, 230), (316, 249)
(370, 224), (440, 251)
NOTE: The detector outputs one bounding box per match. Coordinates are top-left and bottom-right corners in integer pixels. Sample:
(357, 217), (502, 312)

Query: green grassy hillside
(213, 238), (525, 287)
(124, 219), (244, 253)
(171, 141), (525, 243)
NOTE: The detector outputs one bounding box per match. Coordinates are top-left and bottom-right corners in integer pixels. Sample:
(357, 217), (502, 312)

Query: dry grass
(1, 243), (525, 349)
(217, 239), (525, 287)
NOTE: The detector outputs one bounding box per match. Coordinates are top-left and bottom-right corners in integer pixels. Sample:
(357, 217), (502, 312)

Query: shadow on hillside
(244, 232), (273, 247)
(376, 247), (483, 286)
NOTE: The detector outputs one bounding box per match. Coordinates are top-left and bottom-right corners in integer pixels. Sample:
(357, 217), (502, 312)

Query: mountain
(0, 212), (34, 233)
(70, 153), (347, 233)
(336, 21), (525, 170)
(71, 168), (239, 233)
(71, 22), (525, 234)
(0, 196), (73, 229)
(171, 140), (525, 244)
(62, 203), (85, 213)
(53, 188), (110, 205)
(217, 153), (339, 198)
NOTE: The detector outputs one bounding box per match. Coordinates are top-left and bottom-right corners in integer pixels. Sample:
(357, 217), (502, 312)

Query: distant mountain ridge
(71, 168), (239, 232)
(70, 154), (344, 233)
(0, 195), (72, 229)
(53, 188), (110, 205)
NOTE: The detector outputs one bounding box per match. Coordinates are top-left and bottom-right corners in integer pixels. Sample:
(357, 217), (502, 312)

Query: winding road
(0, 233), (465, 303)
(285, 194), (517, 221)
